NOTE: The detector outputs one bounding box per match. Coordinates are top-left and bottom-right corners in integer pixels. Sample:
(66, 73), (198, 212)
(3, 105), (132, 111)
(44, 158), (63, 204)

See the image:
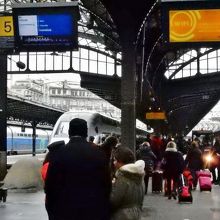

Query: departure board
(12, 2), (79, 52)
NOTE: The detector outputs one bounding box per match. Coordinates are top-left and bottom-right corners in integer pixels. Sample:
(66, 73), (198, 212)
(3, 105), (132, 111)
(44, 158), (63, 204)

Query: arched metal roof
(4, 0), (220, 135)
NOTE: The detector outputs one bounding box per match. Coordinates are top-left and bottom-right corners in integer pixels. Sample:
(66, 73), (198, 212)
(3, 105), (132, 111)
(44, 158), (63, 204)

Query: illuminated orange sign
(146, 112), (166, 120)
(169, 9), (220, 42)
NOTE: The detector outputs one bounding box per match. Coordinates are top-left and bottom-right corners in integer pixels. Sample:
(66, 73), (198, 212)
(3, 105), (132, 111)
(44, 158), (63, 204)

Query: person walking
(185, 141), (203, 189)
(44, 118), (112, 220)
(110, 146), (145, 220)
(210, 138), (220, 184)
(161, 141), (185, 199)
(99, 136), (118, 164)
(136, 141), (157, 194)
(99, 135), (118, 178)
(151, 133), (163, 164)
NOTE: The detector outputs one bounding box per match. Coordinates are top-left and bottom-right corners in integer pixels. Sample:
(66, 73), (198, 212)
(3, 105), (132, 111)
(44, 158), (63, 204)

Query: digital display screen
(17, 14), (74, 48)
(162, 0), (220, 47)
(169, 9), (220, 43)
(12, 2), (79, 52)
(18, 14), (73, 36)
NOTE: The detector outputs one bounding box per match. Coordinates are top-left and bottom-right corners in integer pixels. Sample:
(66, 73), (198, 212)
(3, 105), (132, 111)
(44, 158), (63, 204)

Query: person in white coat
(111, 146), (145, 220)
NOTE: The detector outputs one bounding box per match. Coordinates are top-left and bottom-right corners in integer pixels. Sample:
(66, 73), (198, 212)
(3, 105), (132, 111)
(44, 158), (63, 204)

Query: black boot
(172, 192), (177, 200)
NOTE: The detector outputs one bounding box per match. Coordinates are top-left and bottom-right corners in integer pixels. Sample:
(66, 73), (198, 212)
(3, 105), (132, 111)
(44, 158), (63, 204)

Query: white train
(50, 111), (149, 145)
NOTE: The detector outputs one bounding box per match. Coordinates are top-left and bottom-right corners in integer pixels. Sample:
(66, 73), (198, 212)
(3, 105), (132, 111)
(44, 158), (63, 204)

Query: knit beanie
(68, 118), (88, 138)
(166, 141), (177, 149)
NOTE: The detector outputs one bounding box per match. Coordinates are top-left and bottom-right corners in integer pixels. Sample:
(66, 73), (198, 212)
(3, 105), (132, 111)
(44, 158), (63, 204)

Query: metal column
(0, 55), (7, 181)
(32, 121), (37, 156)
(120, 38), (136, 152)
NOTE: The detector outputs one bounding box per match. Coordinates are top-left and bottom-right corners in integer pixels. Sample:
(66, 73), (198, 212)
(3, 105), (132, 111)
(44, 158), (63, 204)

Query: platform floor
(1, 183), (220, 220)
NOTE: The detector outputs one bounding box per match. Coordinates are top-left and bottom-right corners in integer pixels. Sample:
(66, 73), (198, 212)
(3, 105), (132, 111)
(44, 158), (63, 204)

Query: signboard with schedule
(12, 2), (79, 52)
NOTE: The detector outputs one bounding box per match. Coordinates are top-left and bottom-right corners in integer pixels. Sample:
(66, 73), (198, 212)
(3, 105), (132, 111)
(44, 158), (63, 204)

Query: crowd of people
(136, 132), (220, 199)
(41, 118), (220, 220)
(42, 118), (145, 220)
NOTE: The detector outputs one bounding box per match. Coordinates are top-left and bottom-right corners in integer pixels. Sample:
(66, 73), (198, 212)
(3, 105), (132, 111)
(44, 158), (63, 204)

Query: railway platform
(1, 181), (220, 220)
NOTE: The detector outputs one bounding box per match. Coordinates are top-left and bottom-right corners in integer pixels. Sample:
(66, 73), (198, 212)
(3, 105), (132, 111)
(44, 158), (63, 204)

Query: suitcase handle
(181, 174), (186, 186)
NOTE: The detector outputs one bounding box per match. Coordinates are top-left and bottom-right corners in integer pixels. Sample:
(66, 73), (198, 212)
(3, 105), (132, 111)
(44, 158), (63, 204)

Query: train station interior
(1, 0), (220, 219)
(3, 0), (220, 141)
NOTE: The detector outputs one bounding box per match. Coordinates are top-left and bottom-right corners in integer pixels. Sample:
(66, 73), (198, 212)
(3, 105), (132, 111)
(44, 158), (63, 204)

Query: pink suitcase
(198, 176), (212, 192)
(196, 170), (212, 178)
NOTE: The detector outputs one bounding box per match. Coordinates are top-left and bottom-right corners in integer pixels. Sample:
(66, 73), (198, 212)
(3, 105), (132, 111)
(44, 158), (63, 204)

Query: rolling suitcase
(178, 174), (193, 203)
(198, 176), (212, 192)
(196, 170), (212, 178)
(183, 168), (193, 190)
(152, 170), (163, 192)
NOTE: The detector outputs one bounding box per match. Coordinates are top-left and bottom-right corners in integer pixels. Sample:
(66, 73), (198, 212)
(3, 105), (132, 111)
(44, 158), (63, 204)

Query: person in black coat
(211, 138), (220, 184)
(136, 141), (157, 194)
(99, 136), (118, 179)
(43, 140), (65, 165)
(185, 141), (203, 189)
(161, 141), (185, 200)
(44, 118), (111, 220)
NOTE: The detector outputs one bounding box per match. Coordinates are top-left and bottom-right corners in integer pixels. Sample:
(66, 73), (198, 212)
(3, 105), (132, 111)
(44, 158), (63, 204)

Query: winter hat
(114, 146), (135, 164)
(68, 118), (88, 138)
(142, 141), (150, 147)
(104, 136), (118, 147)
(166, 141), (177, 149)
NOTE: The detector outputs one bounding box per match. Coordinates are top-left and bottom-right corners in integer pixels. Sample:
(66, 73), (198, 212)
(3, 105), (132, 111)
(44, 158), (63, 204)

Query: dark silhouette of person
(136, 141), (157, 194)
(89, 135), (95, 143)
(151, 133), (163, 163)
(161, 141), (185, 200)
(185, 141), (203, 189)
(210, 138), (220, 184)
(44, 118), (111, 220)
(43, 140), (65, 165)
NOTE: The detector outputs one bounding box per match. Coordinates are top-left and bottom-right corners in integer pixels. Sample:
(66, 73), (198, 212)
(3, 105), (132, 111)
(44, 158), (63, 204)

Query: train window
(51, 89), (56, 95)
(20, 133), (24, 137)
(55, 122), (69, 136)
(24, 134), (27, 137)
